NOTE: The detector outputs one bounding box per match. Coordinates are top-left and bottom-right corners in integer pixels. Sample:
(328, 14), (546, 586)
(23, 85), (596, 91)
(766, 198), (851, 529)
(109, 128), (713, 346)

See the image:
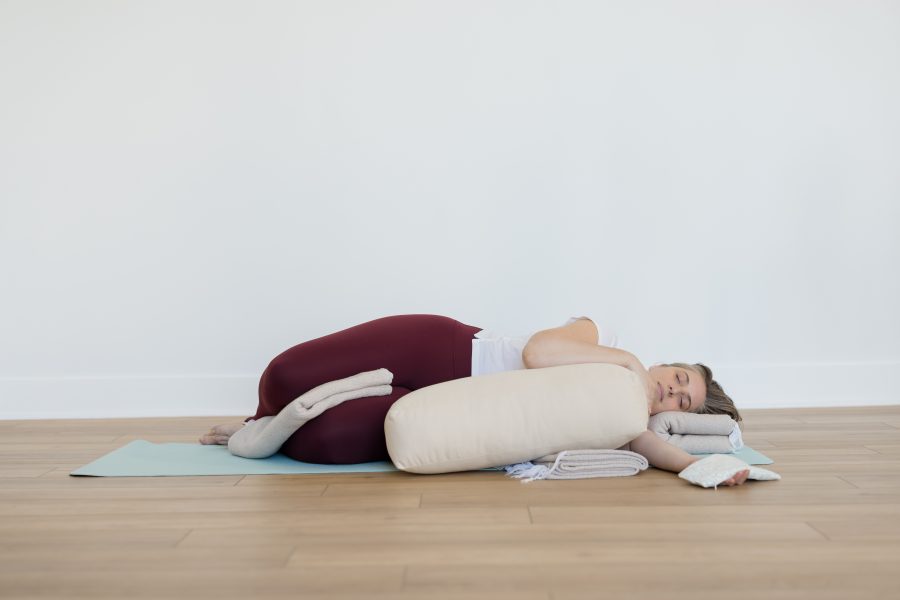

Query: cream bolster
(384, 363), (649, 475)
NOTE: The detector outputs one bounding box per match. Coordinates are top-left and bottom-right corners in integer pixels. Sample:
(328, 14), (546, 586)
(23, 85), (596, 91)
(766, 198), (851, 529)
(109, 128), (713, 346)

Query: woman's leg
(280, 385), (412, 463)
(253, 314), (481, 464)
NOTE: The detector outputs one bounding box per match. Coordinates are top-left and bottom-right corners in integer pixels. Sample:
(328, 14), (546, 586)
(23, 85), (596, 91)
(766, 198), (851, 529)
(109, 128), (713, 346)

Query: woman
(200, 314), (750, 486)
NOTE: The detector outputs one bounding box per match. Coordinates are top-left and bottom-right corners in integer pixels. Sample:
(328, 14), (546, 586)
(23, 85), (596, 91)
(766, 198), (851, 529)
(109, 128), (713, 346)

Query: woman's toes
(199, 422), (245, 445)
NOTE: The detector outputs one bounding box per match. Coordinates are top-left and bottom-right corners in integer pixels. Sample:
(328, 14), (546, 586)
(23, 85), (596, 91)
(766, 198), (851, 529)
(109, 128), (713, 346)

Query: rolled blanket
(503, 449), (649, 483)
(647, 411), (744, 454)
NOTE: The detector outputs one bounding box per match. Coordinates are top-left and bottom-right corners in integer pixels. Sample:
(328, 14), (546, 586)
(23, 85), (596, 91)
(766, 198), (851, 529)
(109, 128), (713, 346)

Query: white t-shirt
(470, 316), (619, 377)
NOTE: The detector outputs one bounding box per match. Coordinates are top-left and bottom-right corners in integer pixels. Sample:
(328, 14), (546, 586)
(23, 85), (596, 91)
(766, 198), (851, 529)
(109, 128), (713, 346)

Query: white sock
(228, 368), (393, 459)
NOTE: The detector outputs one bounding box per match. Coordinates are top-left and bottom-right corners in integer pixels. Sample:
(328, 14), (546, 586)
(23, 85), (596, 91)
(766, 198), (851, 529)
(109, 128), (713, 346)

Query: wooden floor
(1, 406), (900, 600)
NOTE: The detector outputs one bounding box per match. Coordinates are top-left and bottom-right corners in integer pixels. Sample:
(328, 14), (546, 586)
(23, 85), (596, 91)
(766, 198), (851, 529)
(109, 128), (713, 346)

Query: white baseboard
(1, 361), (898, 420)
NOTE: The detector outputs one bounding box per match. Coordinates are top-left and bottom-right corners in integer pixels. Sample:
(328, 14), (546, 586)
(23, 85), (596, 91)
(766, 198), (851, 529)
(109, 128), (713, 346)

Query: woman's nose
(668, 384), (685, 405)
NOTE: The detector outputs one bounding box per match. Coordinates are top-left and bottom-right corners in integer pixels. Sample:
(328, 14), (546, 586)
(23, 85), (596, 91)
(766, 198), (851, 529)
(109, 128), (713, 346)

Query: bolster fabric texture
(384, 363), (649, 474)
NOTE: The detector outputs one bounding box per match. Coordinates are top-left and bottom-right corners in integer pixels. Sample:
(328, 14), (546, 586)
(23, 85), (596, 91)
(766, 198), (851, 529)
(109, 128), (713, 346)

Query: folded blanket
(228, 368), (394, 459)
(647, 411), (744, 454)
(503, 449), (649, 482)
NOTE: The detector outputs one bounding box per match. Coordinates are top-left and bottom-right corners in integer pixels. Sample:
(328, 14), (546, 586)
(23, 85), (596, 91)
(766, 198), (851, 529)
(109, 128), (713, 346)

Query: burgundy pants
(247, 314), (483, 464)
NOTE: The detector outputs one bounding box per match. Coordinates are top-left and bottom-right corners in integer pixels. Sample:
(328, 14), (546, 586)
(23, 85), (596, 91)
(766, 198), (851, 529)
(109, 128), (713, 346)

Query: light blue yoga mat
(69, 440), (773, 477)
(70, 441), (411, 477)
(694, 445), (773, 465)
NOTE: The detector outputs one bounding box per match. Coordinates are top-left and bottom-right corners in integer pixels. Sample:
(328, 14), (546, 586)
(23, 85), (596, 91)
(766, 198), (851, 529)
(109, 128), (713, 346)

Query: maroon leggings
(247, 314), (483, 464)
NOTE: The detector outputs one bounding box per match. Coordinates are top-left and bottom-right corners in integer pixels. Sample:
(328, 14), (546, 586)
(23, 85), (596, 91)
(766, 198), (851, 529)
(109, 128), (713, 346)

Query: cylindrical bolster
(384, 363), (649, 474)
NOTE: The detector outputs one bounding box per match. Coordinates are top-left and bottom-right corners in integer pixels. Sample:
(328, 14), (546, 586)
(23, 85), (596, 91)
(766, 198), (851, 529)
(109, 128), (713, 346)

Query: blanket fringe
(503, 461), (549, 483)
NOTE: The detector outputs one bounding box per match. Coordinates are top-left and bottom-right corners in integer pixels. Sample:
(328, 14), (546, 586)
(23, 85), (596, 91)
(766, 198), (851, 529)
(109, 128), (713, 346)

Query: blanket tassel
(503, 461), (550, 483)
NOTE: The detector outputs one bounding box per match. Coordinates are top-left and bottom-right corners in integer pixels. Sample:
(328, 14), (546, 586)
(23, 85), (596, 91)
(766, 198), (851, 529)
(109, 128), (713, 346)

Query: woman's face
(647, 365), (707, 416)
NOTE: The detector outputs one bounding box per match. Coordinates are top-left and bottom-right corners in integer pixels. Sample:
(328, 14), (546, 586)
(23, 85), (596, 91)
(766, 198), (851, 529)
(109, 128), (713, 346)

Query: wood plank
(553, 590), (889, 600)
(0, 507), (531, 533)
(838, 474), (900, 490)
(281, 523), (823, 567)
(0, 434), (121, 443)
(0, 474), (246, 487)
(0, 570), (551, 600)
(739, 421), (898, 432)
(0, 528), (189, 548)
(0, 484), (327, 500)
(0, 465), (55, 478)
(760, 431), (900, 449)
(407, 558), (900, 593)
(529, 503), (900, 524)
(808, 519), (900, 541)
(0, 493), (422, 516)
(187, 522), (823, 553)
(864, 444), (900, 456)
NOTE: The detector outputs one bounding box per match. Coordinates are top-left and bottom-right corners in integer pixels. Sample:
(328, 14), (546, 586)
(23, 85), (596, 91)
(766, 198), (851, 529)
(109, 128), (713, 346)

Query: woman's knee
(258, 355), (292, 400)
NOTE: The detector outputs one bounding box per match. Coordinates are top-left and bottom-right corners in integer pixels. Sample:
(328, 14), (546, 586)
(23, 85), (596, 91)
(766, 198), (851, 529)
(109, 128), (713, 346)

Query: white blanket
(503, 449), (649, 482)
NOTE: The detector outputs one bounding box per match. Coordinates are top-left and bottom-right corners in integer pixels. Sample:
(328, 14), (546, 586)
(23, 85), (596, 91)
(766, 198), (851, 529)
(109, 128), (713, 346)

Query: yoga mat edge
(70, 440), (774, 477)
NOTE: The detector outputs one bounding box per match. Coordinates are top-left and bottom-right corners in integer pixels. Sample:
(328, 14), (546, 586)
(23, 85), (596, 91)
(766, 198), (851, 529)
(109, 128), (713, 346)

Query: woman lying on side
(200, 314), (750, 486)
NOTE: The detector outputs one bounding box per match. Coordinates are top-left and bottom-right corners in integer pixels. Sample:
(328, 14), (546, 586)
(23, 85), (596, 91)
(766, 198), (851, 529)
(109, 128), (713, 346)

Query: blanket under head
(647, 411), (743, 454)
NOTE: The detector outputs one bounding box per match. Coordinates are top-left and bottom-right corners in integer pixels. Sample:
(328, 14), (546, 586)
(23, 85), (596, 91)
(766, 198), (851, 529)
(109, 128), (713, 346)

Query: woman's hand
(680, 455), (755, 487)
(199, 421), (245, 445)
(721, 469), (751, 486)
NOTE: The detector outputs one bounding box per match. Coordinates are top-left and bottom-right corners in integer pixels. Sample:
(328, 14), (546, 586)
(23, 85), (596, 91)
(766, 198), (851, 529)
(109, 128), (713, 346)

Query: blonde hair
(664, 362), (742, 423)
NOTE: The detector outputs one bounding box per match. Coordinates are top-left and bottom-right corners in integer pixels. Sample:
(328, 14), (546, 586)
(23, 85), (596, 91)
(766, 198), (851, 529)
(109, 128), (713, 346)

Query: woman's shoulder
(562, 315), (619, 347)
(476, 315), (618, 348)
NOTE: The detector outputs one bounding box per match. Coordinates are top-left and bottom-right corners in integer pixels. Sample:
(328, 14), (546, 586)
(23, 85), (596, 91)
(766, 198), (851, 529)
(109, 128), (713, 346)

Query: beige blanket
(504, 449), (649, 482)
(647, 411), (742, 454)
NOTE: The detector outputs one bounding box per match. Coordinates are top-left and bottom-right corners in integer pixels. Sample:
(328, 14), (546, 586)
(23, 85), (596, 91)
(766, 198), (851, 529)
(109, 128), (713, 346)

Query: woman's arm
(628, 430), (701, 473)
(523, 321), (656, 412)
(523, 334), (639, 371)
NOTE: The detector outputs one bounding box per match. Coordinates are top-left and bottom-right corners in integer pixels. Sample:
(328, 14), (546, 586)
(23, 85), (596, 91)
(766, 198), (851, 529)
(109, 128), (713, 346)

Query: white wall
(1, 0), (898, 419)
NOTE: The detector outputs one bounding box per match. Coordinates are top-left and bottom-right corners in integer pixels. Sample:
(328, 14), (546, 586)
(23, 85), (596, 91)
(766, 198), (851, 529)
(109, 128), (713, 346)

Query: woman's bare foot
(198, 421), (246, 445)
